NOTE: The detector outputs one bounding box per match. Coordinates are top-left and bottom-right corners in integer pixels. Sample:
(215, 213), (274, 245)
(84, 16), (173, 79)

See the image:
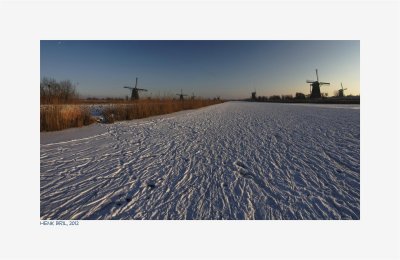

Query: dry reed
(40, 99), (223, 131)
(40, 105), (94, 132)
(102, 99), (222, 123)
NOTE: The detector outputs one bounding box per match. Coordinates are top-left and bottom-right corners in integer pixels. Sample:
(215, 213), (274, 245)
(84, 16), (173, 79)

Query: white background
(0, 0), (399, 259)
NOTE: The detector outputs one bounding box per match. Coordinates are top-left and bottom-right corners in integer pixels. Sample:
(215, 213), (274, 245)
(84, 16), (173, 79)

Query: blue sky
(40, 40), (359, 99)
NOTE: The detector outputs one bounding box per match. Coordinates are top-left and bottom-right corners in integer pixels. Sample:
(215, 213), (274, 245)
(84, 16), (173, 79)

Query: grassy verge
(40, 105), (95, 132)
(40, 99), (223, 131)
(102, 99), (223, 123)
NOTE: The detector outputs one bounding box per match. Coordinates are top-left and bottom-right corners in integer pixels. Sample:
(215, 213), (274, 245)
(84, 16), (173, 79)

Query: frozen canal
(40, 101), (360, 220)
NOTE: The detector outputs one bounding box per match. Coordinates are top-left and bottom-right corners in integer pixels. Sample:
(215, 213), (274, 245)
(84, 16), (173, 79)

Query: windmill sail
(306, 69), (330, 99)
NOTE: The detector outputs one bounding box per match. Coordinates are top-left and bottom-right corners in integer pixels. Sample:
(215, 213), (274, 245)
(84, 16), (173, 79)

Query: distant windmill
(251, 90), (256, 101)
(124, 77), (148, 100)
(338, 82), (347, 97)
(306, 69), (330, 98)
(176, 89), (188, 100)
(191, 92), (196, 100)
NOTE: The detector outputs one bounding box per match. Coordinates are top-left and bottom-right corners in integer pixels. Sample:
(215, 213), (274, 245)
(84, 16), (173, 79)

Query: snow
(40, 101), (360, 220)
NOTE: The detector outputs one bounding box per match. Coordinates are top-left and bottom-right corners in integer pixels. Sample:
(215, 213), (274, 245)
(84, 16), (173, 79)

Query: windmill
(176, 89), (188, 100)
(251, 90), (256, 101)
(306, 69), (330, 98)
(338, 82), (347, 97)
(124, 77), (148, 100)
(191, 92), (196, 100)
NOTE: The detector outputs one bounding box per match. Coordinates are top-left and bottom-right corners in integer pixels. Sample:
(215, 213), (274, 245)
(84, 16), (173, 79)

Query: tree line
(40, 77), (79, 104)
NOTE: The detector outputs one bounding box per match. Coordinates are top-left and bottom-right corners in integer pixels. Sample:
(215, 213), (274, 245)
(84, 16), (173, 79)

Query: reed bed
(102, 99), (223, 123)
(40, 99), (223, 131)
(40, 105), (94, 132)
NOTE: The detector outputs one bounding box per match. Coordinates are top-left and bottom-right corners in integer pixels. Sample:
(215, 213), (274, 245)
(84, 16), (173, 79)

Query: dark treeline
(247, 93), (360, 104)
(40, 77), (79, 104)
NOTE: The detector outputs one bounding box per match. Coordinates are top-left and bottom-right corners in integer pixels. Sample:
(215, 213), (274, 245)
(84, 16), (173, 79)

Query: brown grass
(40, 105), (95, 132)
(102, 99), (223, 123)
(40, 99), (223, 131)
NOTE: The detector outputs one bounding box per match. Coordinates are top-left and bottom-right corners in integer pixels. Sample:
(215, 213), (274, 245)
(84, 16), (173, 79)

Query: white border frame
(1, 0), (399, 259)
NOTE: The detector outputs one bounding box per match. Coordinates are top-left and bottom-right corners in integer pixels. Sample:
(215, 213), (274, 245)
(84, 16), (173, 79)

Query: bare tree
(41, 77), (79, 104)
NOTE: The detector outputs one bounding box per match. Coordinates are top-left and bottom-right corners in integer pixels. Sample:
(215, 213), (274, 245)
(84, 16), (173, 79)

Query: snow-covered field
(40, 101), (360, 220)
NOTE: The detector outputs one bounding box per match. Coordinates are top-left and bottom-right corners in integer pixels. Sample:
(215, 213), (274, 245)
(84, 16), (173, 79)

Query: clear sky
(40, 40), (360, 99)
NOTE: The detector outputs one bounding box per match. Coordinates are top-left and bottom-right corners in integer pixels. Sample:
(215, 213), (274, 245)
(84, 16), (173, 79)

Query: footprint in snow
(115, 195), (134, 206)
(146, 180), (156, 190)
(273, 133), (283, 141)
(234, 160), (252, 178)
